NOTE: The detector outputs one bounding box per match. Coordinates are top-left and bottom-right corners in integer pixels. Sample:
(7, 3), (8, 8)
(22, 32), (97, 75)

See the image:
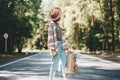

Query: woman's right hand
(51, 50), (57, 56)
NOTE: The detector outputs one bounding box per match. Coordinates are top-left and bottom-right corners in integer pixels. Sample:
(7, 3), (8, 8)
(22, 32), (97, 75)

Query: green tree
(0, 0), (41, 53)
(36, 0), (120, 54)
(116, 0), (120, 49)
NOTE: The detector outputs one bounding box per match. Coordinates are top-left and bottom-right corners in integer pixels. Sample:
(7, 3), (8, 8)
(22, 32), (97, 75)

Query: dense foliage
(41, 0), (120, 53)
(0, 0), (120, 54)
(0, 0), (41, 53)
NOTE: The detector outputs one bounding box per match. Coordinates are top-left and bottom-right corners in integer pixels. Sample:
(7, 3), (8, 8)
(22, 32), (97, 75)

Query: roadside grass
(84, 50), (120, 56)
(0, 52), (28, 58)
(0, 52), (34, 65)
(79, 50), (120, 63)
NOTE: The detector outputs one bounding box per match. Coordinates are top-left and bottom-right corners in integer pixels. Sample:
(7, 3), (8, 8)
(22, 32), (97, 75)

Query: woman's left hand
(51, 50), (57, 56)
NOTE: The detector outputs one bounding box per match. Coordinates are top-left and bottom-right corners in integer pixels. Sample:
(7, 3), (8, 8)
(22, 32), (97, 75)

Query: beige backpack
(66, 50), (78, 74)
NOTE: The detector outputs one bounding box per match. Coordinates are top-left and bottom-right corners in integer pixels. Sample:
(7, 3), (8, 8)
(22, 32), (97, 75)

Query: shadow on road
(0, 51), (120, 80)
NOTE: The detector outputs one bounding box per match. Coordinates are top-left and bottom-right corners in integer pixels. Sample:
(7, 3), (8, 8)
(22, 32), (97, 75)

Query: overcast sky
(42, 0), (51, 3)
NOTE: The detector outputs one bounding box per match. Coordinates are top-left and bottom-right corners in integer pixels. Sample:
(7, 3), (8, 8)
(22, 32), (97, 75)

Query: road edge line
(0, 52), (40, 68)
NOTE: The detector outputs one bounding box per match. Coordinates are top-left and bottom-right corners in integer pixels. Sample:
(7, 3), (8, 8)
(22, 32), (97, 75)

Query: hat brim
(49, 8), (62, 21)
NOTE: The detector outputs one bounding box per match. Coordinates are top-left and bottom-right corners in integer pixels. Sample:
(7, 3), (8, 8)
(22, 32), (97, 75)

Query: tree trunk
(98, 0), (108, 51)
(110, 0), (115, 52)
(118, 18), (120, 49)
(17, 37), (23, 53)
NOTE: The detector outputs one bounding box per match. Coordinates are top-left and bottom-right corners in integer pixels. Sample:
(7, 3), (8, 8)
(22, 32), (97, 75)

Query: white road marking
(74, 50), (120, 67)
(77, 53), (120, 67)
(0, 53), (40, 68)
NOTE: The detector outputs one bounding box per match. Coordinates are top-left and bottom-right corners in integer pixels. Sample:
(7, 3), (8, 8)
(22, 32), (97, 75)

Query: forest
(0, 0), (120, 55)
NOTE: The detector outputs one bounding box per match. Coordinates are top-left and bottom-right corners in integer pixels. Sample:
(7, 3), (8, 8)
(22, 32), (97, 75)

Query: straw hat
(49, 7), (62, 21)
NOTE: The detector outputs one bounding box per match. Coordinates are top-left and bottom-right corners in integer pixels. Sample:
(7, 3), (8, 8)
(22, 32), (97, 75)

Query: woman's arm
(47, 23), (55, 50)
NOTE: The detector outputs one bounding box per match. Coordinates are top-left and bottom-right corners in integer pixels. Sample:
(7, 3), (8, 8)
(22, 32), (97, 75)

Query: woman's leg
(60, 49), (67, 78)
(49, 54), (59, 80)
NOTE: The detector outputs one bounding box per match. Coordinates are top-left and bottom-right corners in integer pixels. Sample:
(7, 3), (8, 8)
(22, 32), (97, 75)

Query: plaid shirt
(47, 21), (68, 51)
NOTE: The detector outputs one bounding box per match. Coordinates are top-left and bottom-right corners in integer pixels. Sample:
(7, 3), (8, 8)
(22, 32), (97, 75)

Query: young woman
(47, 7), (68, 80)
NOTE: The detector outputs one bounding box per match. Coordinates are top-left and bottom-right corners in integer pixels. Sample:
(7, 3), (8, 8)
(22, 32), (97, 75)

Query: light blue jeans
(49, 41), (67, 80)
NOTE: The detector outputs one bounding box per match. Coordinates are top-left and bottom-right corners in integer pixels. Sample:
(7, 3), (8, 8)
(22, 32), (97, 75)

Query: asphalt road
(0, 50), (120, 80)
